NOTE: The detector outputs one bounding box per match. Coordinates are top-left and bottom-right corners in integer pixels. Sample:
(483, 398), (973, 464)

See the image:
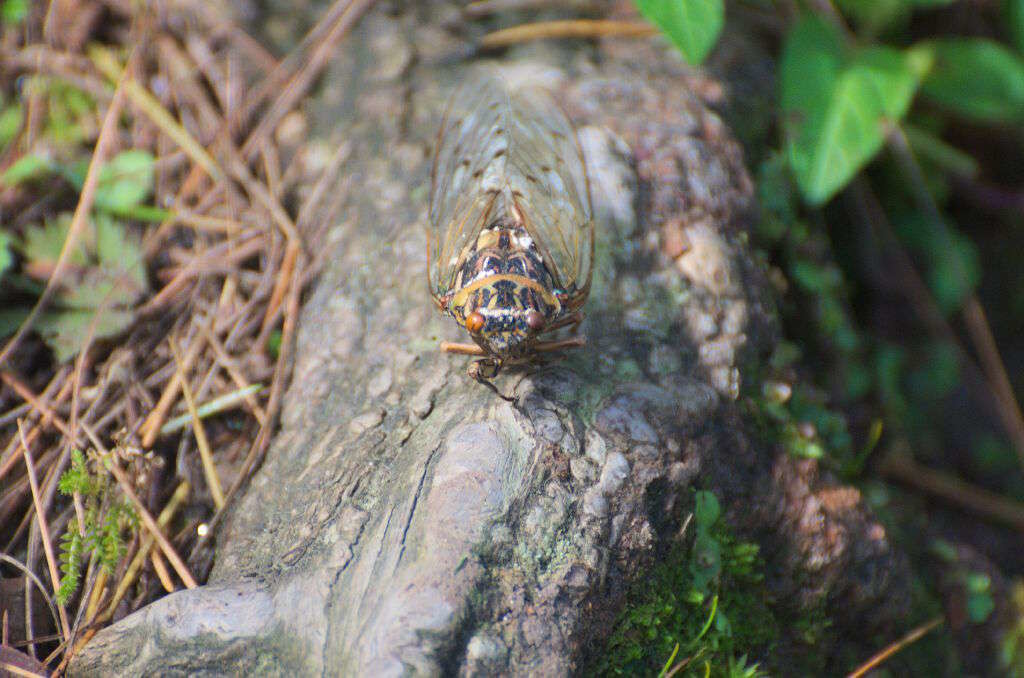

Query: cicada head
(447, 226), (563, 361)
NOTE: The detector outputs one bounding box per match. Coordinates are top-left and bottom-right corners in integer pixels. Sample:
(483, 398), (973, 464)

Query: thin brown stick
(258, 242), (299, 340)
(138, 233), (266, 313)
(169, 337), (225, 509)
(0, 76), (126, 368)
(480, 19), (656, 49)
(886, 127), (1024, 468)
(1, 372), (75, 439)
(239, 0), (379, 162)
(138, 327), (206, 448)
(962, 297), (1024, 465)
(879, 453), (1024, 532)
(79, 422), (198, 588)
(0, 45), (113, 102)
(197, 323), (267, 425)
(90, 44), (224, 182)
(847, 616), (944, 678)
(849, 179), (1024, 468)
(465, 0), (557, 17)
(82, 569), (108, 627)
(196, 251), (304, 553)
(0, 554), (62, 652)
(149, 549), (175, 593)
(18, 420), (72, 643)
(295, 141), (351, 232)
(2, 662), (48, 678)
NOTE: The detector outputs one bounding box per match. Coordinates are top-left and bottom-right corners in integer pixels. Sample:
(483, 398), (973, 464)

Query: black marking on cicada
(427, 69), (594, 388)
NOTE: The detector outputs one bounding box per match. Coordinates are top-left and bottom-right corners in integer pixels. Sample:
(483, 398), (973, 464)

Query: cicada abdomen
(427, 70), (594, 382)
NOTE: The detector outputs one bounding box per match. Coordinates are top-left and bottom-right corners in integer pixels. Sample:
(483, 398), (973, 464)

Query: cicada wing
(505, 85), (593, 300)
(428, 70), (593, 302)
(428, 73), (510, 298)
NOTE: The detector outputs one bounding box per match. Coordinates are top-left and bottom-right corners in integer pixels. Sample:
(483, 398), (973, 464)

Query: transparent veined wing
(504, 83), (593, 299)
(428, 73), (507, 298)
(427, 70), (593, 300)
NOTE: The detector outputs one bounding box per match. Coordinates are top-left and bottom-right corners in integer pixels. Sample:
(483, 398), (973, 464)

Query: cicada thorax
(444, 217), (565, 361)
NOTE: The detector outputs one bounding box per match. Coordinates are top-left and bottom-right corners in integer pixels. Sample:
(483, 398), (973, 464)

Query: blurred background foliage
(625, 0), (1024, 675)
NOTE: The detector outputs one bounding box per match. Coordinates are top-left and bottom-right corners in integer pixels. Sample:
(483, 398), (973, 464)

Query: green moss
(592, 491), (777, 677)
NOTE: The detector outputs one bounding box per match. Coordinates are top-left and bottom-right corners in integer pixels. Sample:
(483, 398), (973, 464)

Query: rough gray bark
(70, 2), (910, 675)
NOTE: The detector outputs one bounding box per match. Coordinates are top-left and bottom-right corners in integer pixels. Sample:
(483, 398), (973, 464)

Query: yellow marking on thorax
(450, 274), (560, 312)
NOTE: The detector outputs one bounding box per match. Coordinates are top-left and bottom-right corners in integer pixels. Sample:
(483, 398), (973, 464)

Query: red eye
(466, 311), (486, 333)
(525, 310), (545, 331)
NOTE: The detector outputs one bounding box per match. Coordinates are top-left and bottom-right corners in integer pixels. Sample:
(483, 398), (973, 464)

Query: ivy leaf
(689, 530), (722, 594)
(781, 17), (927, 205)
(694, 490), (721, 529)
(920, 38), (1024, 123)
(635, 0), (724, 65)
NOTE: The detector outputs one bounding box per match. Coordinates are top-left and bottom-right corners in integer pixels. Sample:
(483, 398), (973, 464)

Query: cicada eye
(525, 310), (545, 331)
(466, 311), (486, 333)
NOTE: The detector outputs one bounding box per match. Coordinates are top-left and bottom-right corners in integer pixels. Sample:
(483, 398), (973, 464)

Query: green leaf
(19, 214), (89, 269)
(36, 308), (135, 363)
(902, 122), (980, 177)
(1009, 0), (1024, 54)
(1, 153), (52, 187)
(694, 490), (721, 529)
(0, 102), (22, 146)
(781, 18), (926, 204)
(895, 211), (979, 314)
(920, 38), (1024, 123)
(836, 0), (909, 37)
(0, 230), (13, 275)
(94, 149), (155, 213)
(965, 572), (995, 623)
(1, 0), (27, 25)
(636, 0), (724, 65)
(0, 307), (30, 338)
(928, 230), (979, 313)
(690, 530), (722, 593)
(16, 213), (146, 362)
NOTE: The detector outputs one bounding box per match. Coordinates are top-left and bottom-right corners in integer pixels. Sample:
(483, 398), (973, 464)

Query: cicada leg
(440, 341), (486, 356)
(534, 337), (586, 352)
(468, 358), (501, 380)
(468, 358), (517, 402)
(541, 311), (584, 335)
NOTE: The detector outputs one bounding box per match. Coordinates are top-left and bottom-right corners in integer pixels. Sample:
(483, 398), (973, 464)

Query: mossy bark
(70, 2), (910, 675)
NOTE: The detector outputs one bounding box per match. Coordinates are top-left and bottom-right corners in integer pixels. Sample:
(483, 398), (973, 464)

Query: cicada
(427, 71), (594, 383)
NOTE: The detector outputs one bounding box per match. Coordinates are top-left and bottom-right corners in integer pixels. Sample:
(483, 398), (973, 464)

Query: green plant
(636, 0), (724, 65)
(56, 448), (139, 605)
(595, 491), (774, 677)
(0, 76), (169, 363)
